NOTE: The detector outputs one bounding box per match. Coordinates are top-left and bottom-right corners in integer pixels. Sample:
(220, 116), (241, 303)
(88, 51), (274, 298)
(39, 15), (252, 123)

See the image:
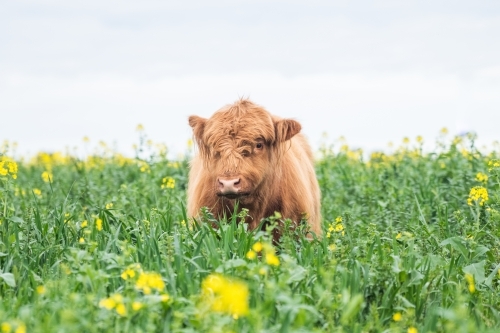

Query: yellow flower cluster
(139, 161), (150, 173)
(0, 321), (26, 333)
(326, 216), (344, 238)
(465, 273), (475, 293)
(488, 160), (500, 171)
(95, 218), (103, 231)
(467, 186), (489, 206)
(135, 271), (165, 294)
(41, 171), (53, 183)
(161, 177), (175, 189)
(396, 231), (413, 240)
(36, 285), (46, 295)
(30, 152), (70, 170)
(475, 172), (488, 183)
(246, 241), (280, 266)
(121, 264), (166, 295)
(0, 157), (18, 179)
(99, 293), (127, 316)
(201, 274), (249, 318)
(393, 312), (402, 321)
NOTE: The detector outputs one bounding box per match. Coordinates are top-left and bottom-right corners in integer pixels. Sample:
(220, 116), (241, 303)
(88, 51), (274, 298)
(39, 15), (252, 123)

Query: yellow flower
(416, 136), (423, 143)
(465, 273), (475, 293)
(136, 124), (144, 132)
(475, 172), (488, 183)
(99, 297), (116, 310)
(187, 139), (193, 148)
(111, 293), (123, 303)
(408, 327), (418, 333)
(335, 216), (343, 223)
(246, 250), (256, 260)
(328, 244), (336, 251)
(139, 162), (151, 173)
(106, 203), (113, 209)
(80, 220), (88, 228)
(161, 177), (175, 189)
(96, 218), (103, 231)
(79, 237), (85, 244)
(467, 186), (489, 206)
(0, 157), (18, 180)
(36, 285), (46, 295)
(202, 274), (249, 318)
(33, 188), (42, 196)
(132, 301), (144, 311)
(396, 233), (402, 239)
(258, 267), (267, 275)
(121, 267), (136, 280)
(115, 303), (127, 316)
(252, 242), (263, 252)
(160, 294), (170, 302)
(265, 252), (280, 267)
(83, 136), (90, 143)
(440, 127), (448, 135)
(393, 312), (402, 321)
(41, 171), (52, 183)
(1, 322), (12, 333)
(334, 224), (344, 232)
(403, 137), (410, 144)
(135, 271), (165, 294)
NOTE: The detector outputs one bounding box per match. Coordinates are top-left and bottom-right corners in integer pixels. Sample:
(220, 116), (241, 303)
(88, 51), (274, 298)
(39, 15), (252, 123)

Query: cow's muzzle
(217, 177), (247, 198)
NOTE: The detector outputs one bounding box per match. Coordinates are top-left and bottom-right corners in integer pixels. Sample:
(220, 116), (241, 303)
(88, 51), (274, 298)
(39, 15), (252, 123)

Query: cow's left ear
(188, 115), (207, 141)
(274, 119), (301, 142)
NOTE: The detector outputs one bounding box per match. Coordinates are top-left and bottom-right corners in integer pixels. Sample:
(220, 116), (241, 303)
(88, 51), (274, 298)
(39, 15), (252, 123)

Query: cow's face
(189, 101), (301, 202)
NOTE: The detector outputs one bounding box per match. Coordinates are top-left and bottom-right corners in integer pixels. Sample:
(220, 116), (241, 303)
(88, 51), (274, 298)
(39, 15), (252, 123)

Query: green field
(1, 131), (500, 333)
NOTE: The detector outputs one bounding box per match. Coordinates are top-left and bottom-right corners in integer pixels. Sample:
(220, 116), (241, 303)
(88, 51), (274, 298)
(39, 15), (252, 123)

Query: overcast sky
(1, 0), (499, 157)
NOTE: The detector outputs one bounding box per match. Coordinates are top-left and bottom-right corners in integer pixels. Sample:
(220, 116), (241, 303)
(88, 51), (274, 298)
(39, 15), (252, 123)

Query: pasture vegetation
(1, 128), (500, 333)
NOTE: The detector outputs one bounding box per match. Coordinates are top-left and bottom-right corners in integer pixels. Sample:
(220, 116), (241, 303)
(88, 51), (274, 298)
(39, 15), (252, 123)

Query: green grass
(1, 133), (500, 332)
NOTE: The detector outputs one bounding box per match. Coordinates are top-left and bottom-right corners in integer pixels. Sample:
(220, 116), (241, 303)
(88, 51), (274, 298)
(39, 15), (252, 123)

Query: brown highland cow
(187, 99), (321, 238)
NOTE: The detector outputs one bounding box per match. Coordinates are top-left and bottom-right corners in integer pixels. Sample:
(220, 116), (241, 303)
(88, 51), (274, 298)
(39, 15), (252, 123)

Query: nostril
(234, 179), (240, 186)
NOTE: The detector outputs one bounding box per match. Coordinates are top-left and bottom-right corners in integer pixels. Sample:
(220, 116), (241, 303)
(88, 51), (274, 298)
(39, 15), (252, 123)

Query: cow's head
(189, 99), (301, 202)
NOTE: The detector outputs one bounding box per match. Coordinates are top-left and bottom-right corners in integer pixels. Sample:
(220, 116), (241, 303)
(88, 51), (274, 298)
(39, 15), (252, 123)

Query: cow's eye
(256, 143), (263, 149)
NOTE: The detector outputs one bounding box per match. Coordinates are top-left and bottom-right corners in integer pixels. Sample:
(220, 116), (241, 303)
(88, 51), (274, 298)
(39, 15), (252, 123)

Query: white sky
(1, 0), (500, 157)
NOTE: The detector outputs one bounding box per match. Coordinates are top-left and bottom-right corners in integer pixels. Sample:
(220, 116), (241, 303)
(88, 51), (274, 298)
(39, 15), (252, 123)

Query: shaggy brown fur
(187, 99), (321, 238)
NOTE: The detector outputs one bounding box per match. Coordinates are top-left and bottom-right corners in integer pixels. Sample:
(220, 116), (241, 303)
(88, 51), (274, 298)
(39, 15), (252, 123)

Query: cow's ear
(274, 119), (301, 142)
(188, 115), (207, 141)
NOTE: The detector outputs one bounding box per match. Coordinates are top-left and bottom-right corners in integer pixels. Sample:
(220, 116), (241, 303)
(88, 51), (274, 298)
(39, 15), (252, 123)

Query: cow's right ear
(188, 115), (206, 141)
(274, 118), (302, 142)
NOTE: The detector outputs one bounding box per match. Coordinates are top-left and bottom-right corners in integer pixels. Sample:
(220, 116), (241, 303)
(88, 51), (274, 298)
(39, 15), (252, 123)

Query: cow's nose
(218, 178), (241, 194)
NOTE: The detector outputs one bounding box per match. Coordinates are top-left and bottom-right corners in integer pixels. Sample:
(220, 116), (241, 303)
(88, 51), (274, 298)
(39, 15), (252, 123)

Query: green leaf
(341, 294), (364, 325)
(463, 261), (486, 284)
(0, 273), (16, 287)
(9, 216), (24, 224)
(485, 263), (500, 288)
(440, 237), (469, 260)
(286, 266), (307, 284)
